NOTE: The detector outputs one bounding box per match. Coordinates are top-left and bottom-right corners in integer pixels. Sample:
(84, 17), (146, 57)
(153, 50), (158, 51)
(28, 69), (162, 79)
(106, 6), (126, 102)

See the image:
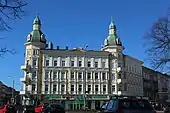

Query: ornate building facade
(20, 16), (143, 110)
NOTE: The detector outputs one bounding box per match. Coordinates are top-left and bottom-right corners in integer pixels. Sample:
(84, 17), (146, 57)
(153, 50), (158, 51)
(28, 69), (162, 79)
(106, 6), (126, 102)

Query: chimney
(48, 42), (53, 49)
(57, 46), (59, 50)
(66, 46), (68, 50)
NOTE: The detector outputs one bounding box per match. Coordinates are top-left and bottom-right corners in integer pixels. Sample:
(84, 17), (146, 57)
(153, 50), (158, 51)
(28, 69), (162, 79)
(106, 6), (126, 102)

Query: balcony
(20, 77), (26, 83)
(20, 77), (32, 85)
(117, 79), (122, 84)
(20, 64), (31, 72)
(118, 91), (122, 95)
(20, 90), (25, 95)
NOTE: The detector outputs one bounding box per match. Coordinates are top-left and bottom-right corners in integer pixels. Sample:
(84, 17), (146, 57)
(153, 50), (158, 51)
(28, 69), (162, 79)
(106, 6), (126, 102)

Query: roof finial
(33, 12), (41, 25)
(36, 12), (39, 17)
(111, 16), (114, 23)
(109, 16), (115, 29)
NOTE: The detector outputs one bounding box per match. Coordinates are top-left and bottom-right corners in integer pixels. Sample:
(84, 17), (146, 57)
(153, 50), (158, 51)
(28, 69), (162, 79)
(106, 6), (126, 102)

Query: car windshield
(101, 101), (109, 109)
(120, 99), (153, 110)
(106, 100), (116, 110)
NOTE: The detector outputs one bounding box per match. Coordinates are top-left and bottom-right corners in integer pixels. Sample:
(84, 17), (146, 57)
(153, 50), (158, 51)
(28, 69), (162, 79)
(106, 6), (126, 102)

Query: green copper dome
(26, 16), (46, 43)
(30, 30), (46, 42)
(106, 34), (118, 45)
(103, 17), (122, 47)
(33, 16), (41, 25)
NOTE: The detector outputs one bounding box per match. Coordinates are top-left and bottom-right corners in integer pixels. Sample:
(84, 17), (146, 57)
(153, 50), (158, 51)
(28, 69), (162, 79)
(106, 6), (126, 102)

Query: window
(112, 85), (115, 92)
(54, 60), (57, 66)
(32, 84), (35, 91)
(78, 85), (82, 92)
(118, 73), (121, 79)
(45, 60), (49, 66)
(79, 61), (82, 67)
(95, 73), (98, 80)
(61, 85), (65, 92)
(71, 72), (74, 80)
(33, 50), (38, 55)
(88, 61), (91, 67)
(26, 60), (29, 65)
(88, 85), (91, 92)
(61, 72), (65, 80)
(33, 59), (37, 66)
(102, 61), (105, 68)
(118, 63), (121, 67)
(103, 85), (106, 92)
(26, 50), (30, 56)
(71, 85), (74, 92)
(53, 84), (57, 92)
(118, 85), (122, 91)
(61, 60), (65, 67)
(45, 85), (48, 92)
(102, 73), (106, 80)
(45, 71), (49, 80)
(53, 71), (57, 80)
(95, 85), (99, 92)
(71, 61), (74, 67)
(78, 72), (82, 80)
(87, 73), (91, 80)
(26, 71), (29, 75)
(124, 73), (126, 79)
(32, 71), (36, 79)
(95, 61), (98, 68)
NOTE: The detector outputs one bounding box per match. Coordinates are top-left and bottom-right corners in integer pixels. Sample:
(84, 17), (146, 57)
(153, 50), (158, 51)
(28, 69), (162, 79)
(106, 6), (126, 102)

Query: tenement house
(20, 16), (143, 110)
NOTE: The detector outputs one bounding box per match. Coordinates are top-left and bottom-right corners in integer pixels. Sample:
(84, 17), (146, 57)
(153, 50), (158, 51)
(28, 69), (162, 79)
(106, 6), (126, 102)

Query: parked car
(0, 104), (8, 113)
(35, 104), (44, 113)
(50, 104), (65, 113)
(23, 105), (35, 113)
(97, 96), (156, 113)
(6, 105), (17, 113)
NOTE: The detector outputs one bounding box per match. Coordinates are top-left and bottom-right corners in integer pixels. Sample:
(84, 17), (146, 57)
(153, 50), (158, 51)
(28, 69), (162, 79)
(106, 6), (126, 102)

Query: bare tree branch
(0, 0), (27, 56)
(0, 47), (16, 57)
(0, 0), (27, 31)
(144, 9), (170, 71)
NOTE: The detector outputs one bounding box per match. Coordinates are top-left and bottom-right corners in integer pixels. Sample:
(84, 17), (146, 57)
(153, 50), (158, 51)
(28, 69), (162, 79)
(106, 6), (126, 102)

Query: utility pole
(8, 76), (15, 104)
(12, 79), (15, 104)
(83, 45), (88, 109)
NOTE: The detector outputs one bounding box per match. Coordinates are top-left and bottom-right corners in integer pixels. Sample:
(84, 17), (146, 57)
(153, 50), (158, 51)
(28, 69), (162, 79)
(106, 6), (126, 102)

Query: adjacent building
(0, 81), (19, 105)
(20, 16), (144, 109)
(142, 66), (158, 100)
(157, 72), (168, 102)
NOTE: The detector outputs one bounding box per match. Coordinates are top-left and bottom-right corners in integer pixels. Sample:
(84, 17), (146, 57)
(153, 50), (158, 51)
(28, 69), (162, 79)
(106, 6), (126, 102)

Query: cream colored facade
(20, 16), (144, 109)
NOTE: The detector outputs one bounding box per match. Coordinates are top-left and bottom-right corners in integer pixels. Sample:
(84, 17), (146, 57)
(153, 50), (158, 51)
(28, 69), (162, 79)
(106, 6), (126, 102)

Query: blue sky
(0, 0), (170, 90)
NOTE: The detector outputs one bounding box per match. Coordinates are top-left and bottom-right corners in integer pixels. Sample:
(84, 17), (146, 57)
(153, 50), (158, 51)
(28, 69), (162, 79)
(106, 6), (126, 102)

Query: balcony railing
(20, 64), (31, 72)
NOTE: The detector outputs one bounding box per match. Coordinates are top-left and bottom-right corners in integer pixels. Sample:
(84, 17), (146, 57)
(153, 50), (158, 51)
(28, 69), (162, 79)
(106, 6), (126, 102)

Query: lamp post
(8, 76), (15, 104)
(83, 45), (88, 109)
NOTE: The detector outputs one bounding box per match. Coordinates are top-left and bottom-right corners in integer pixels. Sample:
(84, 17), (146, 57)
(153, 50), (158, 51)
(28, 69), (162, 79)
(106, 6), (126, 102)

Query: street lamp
(83, 45), (88, 109)
(8, 76), (15, 104)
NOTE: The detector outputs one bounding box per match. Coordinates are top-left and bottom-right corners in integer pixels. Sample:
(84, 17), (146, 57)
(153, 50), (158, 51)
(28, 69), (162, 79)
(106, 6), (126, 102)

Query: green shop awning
(73, 100), (84, 104)
(92, 95), (108, 98)
(44, 95), (61, 100)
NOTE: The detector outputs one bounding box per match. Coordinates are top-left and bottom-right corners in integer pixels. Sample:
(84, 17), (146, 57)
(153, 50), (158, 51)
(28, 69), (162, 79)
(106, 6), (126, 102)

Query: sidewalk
(156, 111), (164, 113)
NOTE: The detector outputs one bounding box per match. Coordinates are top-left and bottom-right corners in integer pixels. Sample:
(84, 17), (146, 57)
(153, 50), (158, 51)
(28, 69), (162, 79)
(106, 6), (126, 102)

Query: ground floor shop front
(20, 94), (109, 110)
(64, 100), (105, 110)
(43, 94), (109, 110)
